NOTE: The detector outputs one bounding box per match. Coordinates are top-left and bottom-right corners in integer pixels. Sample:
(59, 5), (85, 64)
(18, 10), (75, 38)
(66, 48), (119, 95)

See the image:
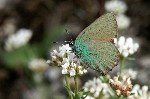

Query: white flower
(51, 50), (58, 56)
(49, 44), (73, 65)
(130, 84), (140, 97)
(105, 0), (127, 14)
(128, 84), (150, 99)
(51, 56), (57, 61)
(116, 14), (130, 30)
(68, 53), (76, 60)
(62, 58), (69, 64)
(49, 44), (87, 77)
(62, 62), (70, 68)
(83, 69), (88, 73)
(109, 75), (133, 97)
(118, 36), (125, 46)
(122, 68), (138, 79)
(5, 28), (32, 51)
(83, 78), (111, 98)
(62, 68), (68, 74)
(116, 36), (139, 57)
(61, 61), (87, 77)
(70, 69), (76, 76)
(59, 44), (72, 54)
(78, 70), (83, 75)
(29, 59), (49, 73)
(85, 95), (95, 99)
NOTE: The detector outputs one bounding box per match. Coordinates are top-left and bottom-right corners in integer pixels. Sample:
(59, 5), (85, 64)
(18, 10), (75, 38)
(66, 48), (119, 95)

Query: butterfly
(74, 12), (120, 75)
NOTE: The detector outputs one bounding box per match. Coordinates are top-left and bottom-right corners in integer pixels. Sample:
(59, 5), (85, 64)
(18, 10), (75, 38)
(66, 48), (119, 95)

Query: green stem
(65, 76), (70, 88)
(119, 56), (124, 80)
(65, 76), (73, 99)
(74, 76), (78, 94)
(118, 96), (123, 99)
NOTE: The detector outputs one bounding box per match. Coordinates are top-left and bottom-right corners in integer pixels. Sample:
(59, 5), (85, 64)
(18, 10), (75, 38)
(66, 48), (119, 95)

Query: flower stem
(65, 76), (73, 99)
(65, 76), (70, 88)
(119, 56), (124, 80)
(74, 76), (78, 94)
(118, 96), (122, 99)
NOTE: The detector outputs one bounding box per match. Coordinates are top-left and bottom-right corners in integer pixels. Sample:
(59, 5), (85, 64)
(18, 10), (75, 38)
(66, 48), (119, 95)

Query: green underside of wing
(74, 12), (119, 75)
(75, 40), (119, 74)
(75, 40), (95, 65)
(76, 12), (118, 42)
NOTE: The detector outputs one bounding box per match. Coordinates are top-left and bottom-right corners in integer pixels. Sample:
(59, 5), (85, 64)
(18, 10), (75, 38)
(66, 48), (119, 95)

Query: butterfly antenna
(65, 29), (74, 45)
(65, 29), (69, 34)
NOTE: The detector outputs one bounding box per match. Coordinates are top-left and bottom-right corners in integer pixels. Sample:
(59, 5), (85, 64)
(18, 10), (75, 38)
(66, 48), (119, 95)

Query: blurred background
(0, 0), (150, 99)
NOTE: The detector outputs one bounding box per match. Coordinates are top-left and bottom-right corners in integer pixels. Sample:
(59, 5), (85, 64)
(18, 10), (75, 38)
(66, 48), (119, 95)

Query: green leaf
(38, 26), (64, 56)
(0, 45), (37, 68)
(75, 91), (84, 99)
(64, 85), (72, 94)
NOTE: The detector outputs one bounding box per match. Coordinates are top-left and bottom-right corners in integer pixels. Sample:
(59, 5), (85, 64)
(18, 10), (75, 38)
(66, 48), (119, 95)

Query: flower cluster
(122, 68), (138, 80)
(114, 36), (139, 57)
(105, 0), (127, 14)
(128, 84), (150, 99)
(116, 14), (130, 30)
(29, 59), (49, 73)
(83, 77), (111, 98)
(48, 44), (87, 77)
(109, 76), (132, 97)
(105, 0), (130, 30)
(5, 28), (32, 51)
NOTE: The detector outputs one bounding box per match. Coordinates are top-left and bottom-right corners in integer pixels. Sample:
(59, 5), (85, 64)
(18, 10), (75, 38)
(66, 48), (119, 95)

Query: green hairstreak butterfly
(74, 12), (120, 75)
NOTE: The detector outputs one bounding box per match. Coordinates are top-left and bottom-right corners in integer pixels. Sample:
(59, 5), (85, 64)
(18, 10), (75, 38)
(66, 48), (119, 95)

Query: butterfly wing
(75, 12), (120, 75)
(76, 12), (118, 42)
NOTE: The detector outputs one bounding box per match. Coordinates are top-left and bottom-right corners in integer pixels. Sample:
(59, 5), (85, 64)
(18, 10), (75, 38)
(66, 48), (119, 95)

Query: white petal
(89, 87), (95, 93)
(79, 70), (83, 75)
(70, 69), (76, 76)
(126, 38), (133, 48)
(52, 56), (57, 61)
(133, 43), (139, 52)
(61, 63), (70, 68)
(5, 29), (32, 51)
(105, 0), (127, 14)
(68, 53), (76, 60)
(127, 78), (131, 85)
(59, 44), (72, 53)
(128, 48), (134, 54)
(62, 68), (68, 74)
(83, 69), (88, 73)
(114, 38), (117, 44)
(62, 58), (69, 64)
(142, 86), (148, 92)
(126, 37), (133, 44)
(57, 51), (65, 57)
(116, 14), (130, 29)
(122, 50), (129, 57)
(118, 36), (125, 46)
